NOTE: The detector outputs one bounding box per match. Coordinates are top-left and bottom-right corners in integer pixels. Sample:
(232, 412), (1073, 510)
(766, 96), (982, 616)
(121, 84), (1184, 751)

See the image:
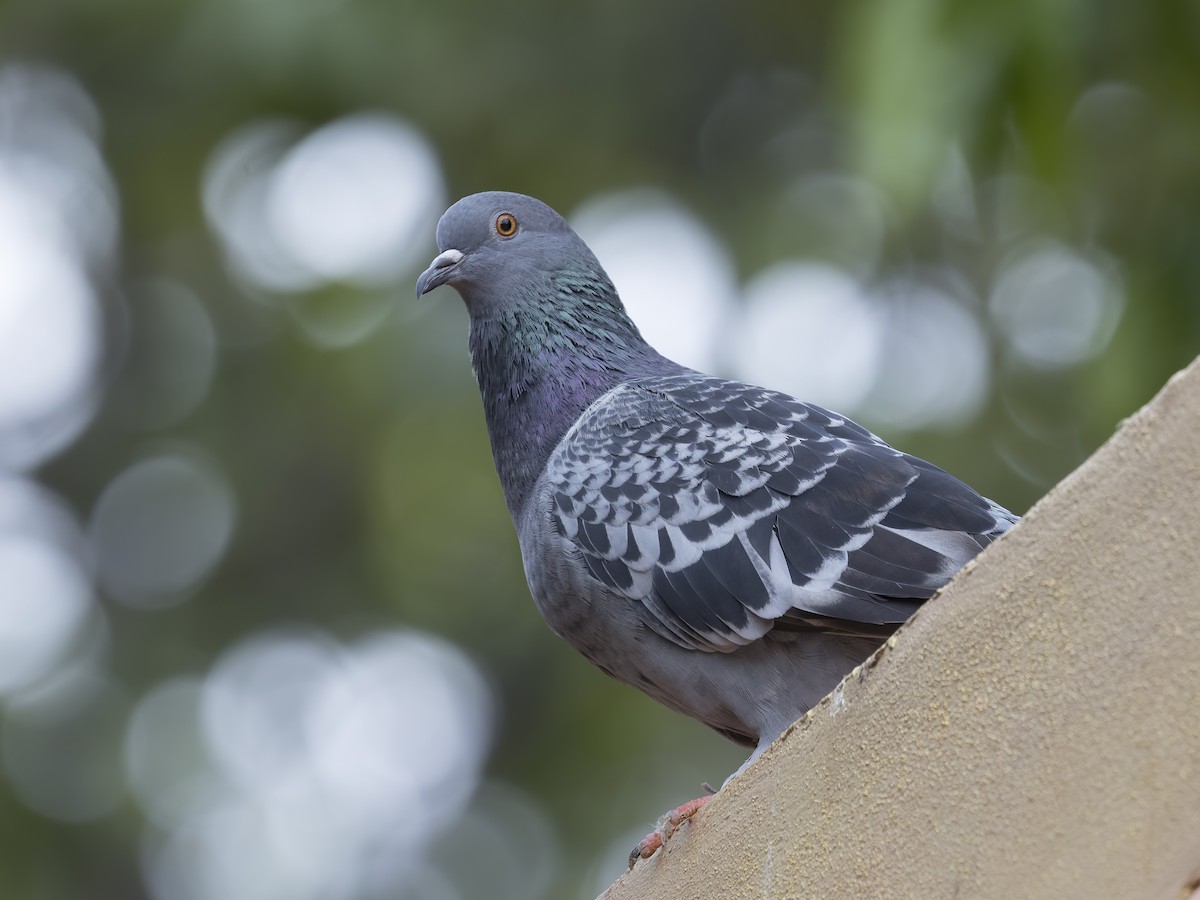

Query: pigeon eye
(495, 213), (518, 238)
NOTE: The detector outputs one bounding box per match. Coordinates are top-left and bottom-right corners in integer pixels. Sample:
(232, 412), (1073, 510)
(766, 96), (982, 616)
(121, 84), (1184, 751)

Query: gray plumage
(418, 191), (1017, 774)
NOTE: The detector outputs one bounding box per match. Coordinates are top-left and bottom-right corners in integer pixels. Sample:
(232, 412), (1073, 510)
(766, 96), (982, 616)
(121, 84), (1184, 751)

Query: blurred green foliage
(1, 1), (1198, 898)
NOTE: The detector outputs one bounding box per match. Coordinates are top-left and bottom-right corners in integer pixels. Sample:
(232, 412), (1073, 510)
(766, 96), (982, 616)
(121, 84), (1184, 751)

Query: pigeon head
(416, 191), (608, 315)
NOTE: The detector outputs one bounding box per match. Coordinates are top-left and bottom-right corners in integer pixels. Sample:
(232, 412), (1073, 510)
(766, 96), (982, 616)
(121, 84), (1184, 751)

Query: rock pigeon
(417, 191), (1018, 861)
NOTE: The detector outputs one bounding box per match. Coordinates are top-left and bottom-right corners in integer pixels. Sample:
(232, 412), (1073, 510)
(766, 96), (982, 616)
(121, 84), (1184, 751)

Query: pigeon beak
(415, 248), (465, 297)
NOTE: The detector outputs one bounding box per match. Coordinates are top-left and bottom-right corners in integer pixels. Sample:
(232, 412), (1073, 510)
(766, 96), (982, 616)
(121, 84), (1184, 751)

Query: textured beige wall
(601, 356), (1200, 900)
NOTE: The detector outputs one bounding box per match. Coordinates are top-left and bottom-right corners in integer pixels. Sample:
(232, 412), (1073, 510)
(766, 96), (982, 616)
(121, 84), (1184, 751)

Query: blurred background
(0, 1), (1198, 898)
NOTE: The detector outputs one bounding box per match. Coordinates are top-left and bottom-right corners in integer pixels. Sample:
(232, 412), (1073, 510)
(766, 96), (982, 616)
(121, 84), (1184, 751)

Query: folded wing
(547, 373), (1017, 652)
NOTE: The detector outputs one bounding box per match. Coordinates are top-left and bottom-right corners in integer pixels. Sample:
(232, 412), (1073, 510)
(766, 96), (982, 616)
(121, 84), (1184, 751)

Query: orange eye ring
(495, 212), (518, 237)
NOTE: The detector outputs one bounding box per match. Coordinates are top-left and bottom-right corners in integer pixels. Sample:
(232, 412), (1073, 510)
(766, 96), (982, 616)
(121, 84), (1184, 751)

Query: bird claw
(627, 795), (712, 868)
(628, 831), (662, 868)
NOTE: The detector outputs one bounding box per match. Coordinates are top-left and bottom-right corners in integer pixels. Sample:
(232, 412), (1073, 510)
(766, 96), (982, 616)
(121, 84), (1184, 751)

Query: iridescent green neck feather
(467, 268), (677, 520)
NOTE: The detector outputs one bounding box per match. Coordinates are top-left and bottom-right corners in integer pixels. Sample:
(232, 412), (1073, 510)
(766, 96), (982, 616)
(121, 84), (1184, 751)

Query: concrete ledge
(601, 356), (1200, 900)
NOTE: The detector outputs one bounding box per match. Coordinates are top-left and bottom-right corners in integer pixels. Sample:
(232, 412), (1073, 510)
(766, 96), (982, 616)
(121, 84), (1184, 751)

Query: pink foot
(628, 796), (712, 867)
